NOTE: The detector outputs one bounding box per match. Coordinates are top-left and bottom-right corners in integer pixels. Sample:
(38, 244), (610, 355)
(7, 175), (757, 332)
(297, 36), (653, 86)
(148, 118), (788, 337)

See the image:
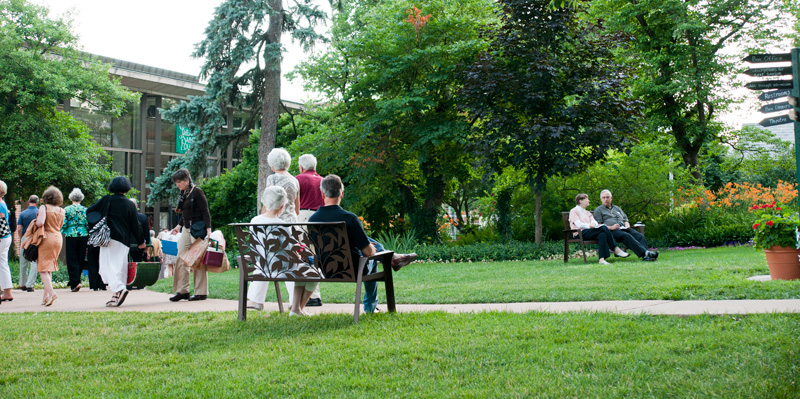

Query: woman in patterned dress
(36, 186), (66, 306)
(61, 188), (89, 292)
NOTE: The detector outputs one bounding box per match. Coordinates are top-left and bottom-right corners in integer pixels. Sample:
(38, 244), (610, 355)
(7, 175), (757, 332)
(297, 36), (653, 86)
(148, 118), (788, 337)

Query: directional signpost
(743, 52), (796, 128)
(758, 89), (791, 101)
(743, 66), (793, 77)
(758, 102), (793, 113)
(744, 79), (793, 90)
(743, 49), (800, 214)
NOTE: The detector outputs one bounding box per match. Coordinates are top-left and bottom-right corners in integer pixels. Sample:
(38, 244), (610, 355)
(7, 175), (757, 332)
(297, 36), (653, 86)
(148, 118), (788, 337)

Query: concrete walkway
(2, 288), (800, 316)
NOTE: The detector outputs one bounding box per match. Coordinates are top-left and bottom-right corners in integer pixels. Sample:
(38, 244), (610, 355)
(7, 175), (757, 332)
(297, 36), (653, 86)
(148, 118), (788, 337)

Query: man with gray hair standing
(295, 153), (325, 306)
(17, 195), (39, 291)
(309, 174), (416, 314)
(593, 189), (658, 262)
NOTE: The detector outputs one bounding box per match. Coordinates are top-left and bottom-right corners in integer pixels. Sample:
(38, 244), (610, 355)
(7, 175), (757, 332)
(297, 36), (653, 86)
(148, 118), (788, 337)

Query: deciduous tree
(0, 0), (136, 204)
(461, 0), (642, 243)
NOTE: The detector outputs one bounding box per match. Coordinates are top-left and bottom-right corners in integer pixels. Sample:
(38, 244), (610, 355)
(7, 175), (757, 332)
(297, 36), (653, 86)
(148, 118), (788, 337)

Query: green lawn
(149, 245), (800, 303)
(2, 311), (798, 397)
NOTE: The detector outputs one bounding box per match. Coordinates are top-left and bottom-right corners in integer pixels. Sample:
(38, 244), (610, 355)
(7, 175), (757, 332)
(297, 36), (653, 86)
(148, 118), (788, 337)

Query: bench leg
(238, 265), (247, 321)
(274, 281), (284, 313)
(383, 259), (396, 313)
(580, 240), (588, 264)
(564, 238), (569, 263)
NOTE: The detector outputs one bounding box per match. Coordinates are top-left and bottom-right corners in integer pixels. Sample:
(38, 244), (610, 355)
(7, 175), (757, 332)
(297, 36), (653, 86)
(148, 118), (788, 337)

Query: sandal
(105, 291), (122, 307)
(116, 289), (129, 307)
(45, 294), (58, 306)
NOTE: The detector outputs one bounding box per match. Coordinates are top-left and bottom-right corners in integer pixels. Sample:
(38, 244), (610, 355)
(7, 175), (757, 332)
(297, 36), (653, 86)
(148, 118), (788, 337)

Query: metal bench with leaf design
(231, 221), (396, 323)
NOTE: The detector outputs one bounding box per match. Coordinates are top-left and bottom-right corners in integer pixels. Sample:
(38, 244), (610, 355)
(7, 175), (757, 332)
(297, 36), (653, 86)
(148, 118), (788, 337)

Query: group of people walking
(0, 178), (152, 307)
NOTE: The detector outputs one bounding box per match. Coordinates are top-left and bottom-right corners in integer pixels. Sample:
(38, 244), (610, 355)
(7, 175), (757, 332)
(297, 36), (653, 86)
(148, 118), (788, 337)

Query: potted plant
(751, 202), (800, 280)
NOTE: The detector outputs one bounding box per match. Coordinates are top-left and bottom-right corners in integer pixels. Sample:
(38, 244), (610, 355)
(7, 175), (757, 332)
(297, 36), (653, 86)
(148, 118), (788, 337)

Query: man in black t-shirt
(309, 175), (416, 313)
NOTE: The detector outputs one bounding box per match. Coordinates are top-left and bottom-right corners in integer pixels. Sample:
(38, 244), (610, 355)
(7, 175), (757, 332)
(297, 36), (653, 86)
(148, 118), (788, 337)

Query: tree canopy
(0, 0), (136, 204)
(293, 0), (498, 241)
(589, 0), (792, 182)
(461, 0), (642, 242)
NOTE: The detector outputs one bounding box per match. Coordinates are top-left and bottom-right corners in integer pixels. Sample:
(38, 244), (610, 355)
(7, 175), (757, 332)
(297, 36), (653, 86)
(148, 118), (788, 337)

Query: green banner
(175, 125), (197, 154)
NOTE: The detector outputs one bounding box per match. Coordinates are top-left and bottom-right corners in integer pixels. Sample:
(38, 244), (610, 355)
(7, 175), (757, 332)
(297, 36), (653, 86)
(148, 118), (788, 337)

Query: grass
(148, 245), (800, 303)
(1, 311), (797, 397)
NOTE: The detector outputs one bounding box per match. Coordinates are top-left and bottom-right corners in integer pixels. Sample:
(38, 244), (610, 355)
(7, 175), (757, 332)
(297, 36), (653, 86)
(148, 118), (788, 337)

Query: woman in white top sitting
(246, 186), (319, 316)
(568, 193), (629, 265)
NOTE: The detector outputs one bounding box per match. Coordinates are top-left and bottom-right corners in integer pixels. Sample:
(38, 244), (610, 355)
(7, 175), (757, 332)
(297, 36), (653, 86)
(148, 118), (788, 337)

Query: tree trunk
(257, 0), (283, 209)
(534, 190), (542, 244)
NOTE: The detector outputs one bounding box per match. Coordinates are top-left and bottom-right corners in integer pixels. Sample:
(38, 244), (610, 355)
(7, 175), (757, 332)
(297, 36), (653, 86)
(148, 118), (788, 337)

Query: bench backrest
(232, 222), (359, 282)
(561, 212), (573, 233)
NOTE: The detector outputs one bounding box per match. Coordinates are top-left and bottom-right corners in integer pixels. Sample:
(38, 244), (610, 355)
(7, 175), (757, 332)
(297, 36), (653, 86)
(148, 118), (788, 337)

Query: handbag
(23, 244), (38, 262)
(88, 197), (111, 247)
(189, 193), (207, 239)
(0, 216), (10, 238)
(203, 239), (224, 267)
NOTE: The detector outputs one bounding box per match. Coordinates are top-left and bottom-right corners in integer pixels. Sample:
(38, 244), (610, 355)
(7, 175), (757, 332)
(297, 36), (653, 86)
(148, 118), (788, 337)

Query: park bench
(561, 212), (646, 263)
(561, 212), (598, 263)
(231, 221), (396, 323)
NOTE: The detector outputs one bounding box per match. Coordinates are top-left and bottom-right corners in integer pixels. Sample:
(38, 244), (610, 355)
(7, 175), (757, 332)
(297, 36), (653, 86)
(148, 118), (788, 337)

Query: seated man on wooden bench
(309, 174), (417, 314)
(593, 189), (658, 262)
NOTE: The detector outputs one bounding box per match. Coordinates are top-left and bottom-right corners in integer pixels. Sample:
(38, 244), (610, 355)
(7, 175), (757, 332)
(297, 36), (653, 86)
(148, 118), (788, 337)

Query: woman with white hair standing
(61, 188), (89, 292)
(265, 148), (301, 304)
(0, 180), (14, 302)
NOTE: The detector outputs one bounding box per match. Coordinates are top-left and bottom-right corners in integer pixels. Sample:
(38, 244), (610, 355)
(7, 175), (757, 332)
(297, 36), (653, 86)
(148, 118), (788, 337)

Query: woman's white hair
(0, 180), (6, 197)
(261, 186), (287, 212)
(298, 154), (317, 171)
(267, 148), (292, 171)
(68, 188), (85, 202)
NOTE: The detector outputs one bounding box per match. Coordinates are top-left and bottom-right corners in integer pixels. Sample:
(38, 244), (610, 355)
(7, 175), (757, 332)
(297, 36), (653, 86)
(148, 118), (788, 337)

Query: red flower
(772, 201), (776, 205)
(761, 204), (768, 209)
(766, 220), (774, 227)
(777, 207), (782, 211)
(752, 205), (759, 210)
(753, 223), (760, 229)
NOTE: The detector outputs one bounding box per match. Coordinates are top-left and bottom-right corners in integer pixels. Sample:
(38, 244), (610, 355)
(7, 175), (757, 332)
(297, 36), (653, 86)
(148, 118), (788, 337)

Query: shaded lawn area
(150, 245), (800, 303)
(2, 311), (798, 397)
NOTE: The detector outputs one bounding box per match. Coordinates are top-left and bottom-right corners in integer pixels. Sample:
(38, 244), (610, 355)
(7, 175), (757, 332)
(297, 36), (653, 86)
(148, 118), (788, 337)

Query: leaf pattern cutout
(235, 222), (356, 281)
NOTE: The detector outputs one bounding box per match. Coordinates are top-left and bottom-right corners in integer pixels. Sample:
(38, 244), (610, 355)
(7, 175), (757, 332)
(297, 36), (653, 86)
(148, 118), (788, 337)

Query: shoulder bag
(88, 197), (111, 247)
(0, 214), (10, 238)
(189, 189), (207, 239)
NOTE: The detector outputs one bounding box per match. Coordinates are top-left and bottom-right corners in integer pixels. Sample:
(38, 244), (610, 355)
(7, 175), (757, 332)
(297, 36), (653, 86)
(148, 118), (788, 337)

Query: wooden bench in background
(561, 212), (646, 263)
(231, 221), (395, 323)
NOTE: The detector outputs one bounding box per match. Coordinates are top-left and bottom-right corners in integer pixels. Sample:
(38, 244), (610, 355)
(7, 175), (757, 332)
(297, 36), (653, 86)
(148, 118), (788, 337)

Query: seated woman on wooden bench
(246, 186), (318, 316)
(568, 193), (629, 265)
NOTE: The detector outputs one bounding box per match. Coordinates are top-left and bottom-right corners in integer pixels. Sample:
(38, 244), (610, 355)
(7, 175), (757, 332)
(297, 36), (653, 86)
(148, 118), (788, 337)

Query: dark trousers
(580, 225), (617, 260)
(65, 236), (88, 289)
(610, 228), (648, 257)
(86, 245), (104, 290)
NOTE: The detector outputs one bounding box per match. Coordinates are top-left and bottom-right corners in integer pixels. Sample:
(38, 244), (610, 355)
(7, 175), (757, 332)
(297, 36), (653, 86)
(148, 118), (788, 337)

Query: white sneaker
(599, 259), (610, 265)
(614, 248), (630, 258)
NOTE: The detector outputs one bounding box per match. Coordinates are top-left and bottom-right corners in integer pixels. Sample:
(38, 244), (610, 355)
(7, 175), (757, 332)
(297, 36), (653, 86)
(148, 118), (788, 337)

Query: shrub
(649, 204), (753, 248)
(414, 241), (570, 262)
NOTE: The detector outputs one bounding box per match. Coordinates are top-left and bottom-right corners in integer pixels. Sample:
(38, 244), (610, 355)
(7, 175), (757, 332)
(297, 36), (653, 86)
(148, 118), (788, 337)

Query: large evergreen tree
(148, 0), (326, 208)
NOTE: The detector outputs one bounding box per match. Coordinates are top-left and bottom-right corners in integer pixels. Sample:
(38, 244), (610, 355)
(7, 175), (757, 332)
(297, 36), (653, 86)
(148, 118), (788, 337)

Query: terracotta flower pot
(763, 246), (800, 280)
